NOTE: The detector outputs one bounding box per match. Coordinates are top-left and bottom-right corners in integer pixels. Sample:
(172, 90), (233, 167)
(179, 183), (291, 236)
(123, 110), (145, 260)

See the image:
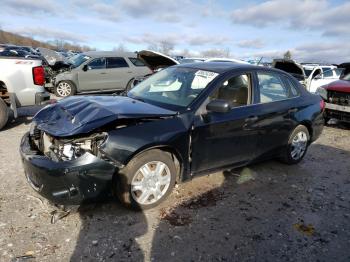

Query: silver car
(53, 51), (152, 97)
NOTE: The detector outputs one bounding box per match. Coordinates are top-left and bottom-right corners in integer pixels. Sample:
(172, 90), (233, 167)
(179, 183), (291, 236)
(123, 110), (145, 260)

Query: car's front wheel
(115, 149), (176, 210)
(55, 81), (76, 97)
(280, 125), (310, 164)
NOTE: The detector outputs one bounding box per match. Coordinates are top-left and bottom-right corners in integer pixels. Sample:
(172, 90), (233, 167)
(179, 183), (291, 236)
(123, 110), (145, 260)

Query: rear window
(128, 57), (145, 66)
(106, 57), (129, 68)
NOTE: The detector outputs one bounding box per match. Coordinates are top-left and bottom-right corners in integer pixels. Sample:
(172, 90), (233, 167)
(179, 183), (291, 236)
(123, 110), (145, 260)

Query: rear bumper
(20, 132), (116, 205)
(35, 91), (50, 105)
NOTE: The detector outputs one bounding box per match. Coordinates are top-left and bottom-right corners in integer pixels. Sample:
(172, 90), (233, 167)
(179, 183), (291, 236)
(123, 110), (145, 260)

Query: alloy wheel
(57, 82), (72, 97)
(131, 161), (171, 205)
(290, 131), (308, 160)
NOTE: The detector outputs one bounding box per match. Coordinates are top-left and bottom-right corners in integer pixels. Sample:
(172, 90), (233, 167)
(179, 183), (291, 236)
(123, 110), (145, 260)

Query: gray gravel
(0, 115), (349, 262)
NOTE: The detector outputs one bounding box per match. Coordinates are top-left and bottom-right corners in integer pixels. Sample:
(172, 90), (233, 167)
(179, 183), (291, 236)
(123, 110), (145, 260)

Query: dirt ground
(0, 114), (349, 262)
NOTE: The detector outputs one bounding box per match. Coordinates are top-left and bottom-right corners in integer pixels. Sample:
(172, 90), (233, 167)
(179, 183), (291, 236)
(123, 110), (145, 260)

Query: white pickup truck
(0, 57), (50, 130)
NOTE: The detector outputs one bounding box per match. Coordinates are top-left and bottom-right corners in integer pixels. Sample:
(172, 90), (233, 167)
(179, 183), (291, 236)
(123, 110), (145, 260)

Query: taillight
(320, 99), (325, 111)
(32, 66), (45, 86)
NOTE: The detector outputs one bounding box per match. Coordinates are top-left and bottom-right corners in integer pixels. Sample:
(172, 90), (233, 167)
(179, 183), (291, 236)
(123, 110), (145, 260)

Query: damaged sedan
(21, 63), (324, 209)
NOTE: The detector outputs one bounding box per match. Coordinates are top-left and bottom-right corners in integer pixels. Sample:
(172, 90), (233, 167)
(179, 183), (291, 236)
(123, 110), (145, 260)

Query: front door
(78, 57), (107, 91)
(191, 72), (259, 173)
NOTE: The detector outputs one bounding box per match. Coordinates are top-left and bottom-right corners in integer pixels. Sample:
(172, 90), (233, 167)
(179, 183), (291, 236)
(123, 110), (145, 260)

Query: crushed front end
(20, 127), (117, 205)
(318, 86), (350, 123)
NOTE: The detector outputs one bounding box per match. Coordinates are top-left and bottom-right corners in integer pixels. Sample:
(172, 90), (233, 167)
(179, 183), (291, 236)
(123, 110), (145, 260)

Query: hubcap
(131, 161), (171, 205)
(57, 82), (72, 97)
(291, 131), (308, 160)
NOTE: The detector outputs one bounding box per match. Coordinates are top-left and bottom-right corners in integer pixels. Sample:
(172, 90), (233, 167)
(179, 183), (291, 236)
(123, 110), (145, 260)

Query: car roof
(176, 62), (266, 74)
(83, 51), (137, 58)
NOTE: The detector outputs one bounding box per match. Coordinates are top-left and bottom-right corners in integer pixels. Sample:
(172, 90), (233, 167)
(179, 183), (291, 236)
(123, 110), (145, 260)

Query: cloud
(124, 33), (232, 47)
(2, 0), (59, 15)
(241, 42), (350, 64)
(231, 0), (350, 38)
(12, 27), (88, 43)
(237, 39), (265, 49)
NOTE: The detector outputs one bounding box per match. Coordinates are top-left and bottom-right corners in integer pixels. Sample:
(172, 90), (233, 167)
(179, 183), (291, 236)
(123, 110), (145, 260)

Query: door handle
(100, 72), (107, 74)
(245, 116), (258, 122)
(288, 108), (298, 113)
(127, 71), (133, 73)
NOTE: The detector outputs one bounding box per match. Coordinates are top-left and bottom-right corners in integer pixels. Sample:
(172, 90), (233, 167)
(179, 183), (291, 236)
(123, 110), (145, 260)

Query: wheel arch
(299, 120), (313, 141)
(125, 145), (185, 183)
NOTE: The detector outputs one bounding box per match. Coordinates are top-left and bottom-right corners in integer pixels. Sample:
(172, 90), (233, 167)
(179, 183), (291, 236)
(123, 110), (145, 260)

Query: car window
(258, 72), (297, 103)
(106, 57), (129, 68)
(128, 57), (145, 66)
(88, 58), (106, 70)
(282, 76), (300, 97)
(322, 68), (333, 78)
(211, 74), (251, 107)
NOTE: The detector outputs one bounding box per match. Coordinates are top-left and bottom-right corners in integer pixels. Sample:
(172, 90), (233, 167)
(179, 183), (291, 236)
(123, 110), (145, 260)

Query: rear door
(252, 71), (300, 158)
(191, 72), (260, 173)
(105, 57), (132, 90)
(78, 57), (107, 91)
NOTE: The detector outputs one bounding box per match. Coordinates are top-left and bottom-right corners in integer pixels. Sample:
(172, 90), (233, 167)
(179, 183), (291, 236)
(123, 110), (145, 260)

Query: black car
(20, 63), (324, 209)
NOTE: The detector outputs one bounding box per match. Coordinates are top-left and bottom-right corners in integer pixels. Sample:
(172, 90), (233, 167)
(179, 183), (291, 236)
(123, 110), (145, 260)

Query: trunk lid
(137, 50), (179, 71)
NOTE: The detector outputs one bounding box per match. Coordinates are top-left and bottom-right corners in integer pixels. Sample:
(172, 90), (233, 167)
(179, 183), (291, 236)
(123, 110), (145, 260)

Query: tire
(0, 98), (9, 130)
(114, 149), (177, 210)
(125, 78), (135, 93)
(279, 125), (310, 165)
(54, 81), (76, 97)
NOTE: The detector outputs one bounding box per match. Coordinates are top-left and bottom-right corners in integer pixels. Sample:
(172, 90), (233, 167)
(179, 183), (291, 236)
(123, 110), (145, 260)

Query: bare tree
(113, 43), (128, 52)
(158, 41), (174, 55)
(283, 50), (292, 60)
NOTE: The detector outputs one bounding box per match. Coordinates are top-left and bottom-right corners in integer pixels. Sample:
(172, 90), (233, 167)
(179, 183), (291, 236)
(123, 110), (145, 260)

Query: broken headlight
(44, 133), (107, 162)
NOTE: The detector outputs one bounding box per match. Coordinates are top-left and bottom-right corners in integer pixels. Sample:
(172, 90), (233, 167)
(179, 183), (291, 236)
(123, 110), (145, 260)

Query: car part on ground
(20, 63), (324, 209)
(0, 57), (50, 130)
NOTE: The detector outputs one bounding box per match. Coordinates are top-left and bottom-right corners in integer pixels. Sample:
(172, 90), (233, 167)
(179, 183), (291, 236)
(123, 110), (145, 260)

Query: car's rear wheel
(55, 81), (76, 97)
(0, 98), (9, 130)
(115, 149), (176, 210)
(280, 125), (310, 164)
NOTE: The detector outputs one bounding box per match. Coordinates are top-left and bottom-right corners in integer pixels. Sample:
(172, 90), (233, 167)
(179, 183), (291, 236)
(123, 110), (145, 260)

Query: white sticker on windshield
(192, 70), (218, 89)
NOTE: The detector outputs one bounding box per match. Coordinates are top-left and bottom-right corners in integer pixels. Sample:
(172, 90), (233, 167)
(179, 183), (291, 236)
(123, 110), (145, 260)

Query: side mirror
(82, 64), (89, 71)
(206, 99), (231, 113)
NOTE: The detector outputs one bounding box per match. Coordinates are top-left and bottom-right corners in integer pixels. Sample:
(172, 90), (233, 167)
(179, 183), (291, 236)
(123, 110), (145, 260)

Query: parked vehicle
(317, 69), (350, 123)
(21, 63), (324, 209)
(179, 58), (206, 64)
(0, 57), (50, 130)
(205, 58), (249, 64)
(303, 64), (341, 93)
(273, 59), (341, 92)
(52, 51), (152, 97)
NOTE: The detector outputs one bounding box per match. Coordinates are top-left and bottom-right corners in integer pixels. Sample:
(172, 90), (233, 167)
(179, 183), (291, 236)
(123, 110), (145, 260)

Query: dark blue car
(20, 63), (324, 209)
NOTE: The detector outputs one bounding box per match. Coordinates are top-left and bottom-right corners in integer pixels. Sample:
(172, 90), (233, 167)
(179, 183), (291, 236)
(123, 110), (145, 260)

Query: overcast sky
(1, 0), (349, 63)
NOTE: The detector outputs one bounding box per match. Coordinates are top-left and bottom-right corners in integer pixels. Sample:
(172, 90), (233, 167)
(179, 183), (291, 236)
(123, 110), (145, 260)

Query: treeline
(0, 30), (94, 52)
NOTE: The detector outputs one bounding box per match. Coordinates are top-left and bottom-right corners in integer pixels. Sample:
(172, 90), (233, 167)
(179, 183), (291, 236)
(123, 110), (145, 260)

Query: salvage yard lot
(0, 119), (349, 261)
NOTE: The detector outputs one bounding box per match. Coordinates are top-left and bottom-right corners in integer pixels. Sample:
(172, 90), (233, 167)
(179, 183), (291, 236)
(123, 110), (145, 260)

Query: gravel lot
(0, 112), (349, 262)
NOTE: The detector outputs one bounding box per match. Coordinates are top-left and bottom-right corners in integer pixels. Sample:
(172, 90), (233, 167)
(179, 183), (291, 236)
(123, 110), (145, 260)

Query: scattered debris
(160, 211), (192, 226)
(294, 223), (315, 236)
(50, 209), (70, 224)
(237, 167), (256, 184)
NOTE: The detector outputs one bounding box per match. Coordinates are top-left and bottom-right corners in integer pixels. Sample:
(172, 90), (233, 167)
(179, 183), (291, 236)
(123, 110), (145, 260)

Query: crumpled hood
(324, 80), (350, 93)
(34, 96), (176, 137)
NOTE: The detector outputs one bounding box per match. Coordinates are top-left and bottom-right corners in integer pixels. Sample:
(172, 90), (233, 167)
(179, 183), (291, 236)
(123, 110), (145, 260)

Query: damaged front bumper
(20, 132), (117, 205)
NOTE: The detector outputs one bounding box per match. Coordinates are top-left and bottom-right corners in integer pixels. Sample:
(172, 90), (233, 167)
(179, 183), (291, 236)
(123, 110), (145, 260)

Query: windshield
(304, 69), (312, 77)
(128, 67), (219, 110)
(70, 54), (91, 68)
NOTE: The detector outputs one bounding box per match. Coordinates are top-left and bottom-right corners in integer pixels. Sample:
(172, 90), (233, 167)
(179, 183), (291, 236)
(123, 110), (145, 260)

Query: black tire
(0, 98), (9, 130)
(279, 125), (310, 165)
(54, 81), (76, 97)
(114, 149), (177, 210)
(125, 78), (135, 93)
